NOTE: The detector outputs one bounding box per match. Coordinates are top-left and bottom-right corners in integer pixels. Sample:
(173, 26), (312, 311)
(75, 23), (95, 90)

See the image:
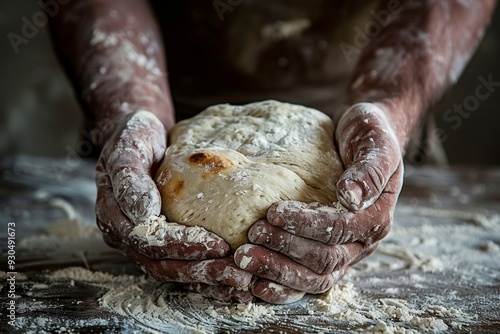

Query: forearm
(342, 0), (496, 150)
(48, 0), (174, 145)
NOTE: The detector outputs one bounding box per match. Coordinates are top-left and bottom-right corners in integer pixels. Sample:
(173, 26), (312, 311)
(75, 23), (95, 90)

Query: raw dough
(155, 100), (343, 249)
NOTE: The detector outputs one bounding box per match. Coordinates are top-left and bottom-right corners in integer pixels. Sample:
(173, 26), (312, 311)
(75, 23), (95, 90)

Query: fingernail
(234, 244), (256, 270)
(267, 210), (287, 228)
(130, 194), (153, 223)
(340, 180), (363, 210)
(221, 266), (253, 288)
(249, 232), (270, 245)
(248, 222), (271, 244)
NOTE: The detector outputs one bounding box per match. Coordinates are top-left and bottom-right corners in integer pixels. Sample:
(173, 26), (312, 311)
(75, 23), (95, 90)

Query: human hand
(95, 110), (253, 302)
(234, 103), (403, 304)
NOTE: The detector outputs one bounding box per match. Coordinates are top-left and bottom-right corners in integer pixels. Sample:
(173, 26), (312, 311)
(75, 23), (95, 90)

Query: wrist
(336, 102), (403, 155)
(89, 103), (172, 151)
(373, 96), (422, 151)
(340, 95), (421, 151)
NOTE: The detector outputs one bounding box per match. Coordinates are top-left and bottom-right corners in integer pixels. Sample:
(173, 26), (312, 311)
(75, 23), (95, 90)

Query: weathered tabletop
(0, 156), (499, 333)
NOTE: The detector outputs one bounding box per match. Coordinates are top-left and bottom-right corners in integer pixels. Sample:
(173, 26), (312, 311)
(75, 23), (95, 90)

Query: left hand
(234, 103), (404, 304)
(95, 110), (254, 303)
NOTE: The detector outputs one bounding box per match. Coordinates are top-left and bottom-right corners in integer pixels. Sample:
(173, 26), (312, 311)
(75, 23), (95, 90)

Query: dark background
(0, 1), (498, 165)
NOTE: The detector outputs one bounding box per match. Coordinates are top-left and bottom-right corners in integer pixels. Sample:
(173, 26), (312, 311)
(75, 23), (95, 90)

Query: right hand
(95, 110), (254, 302)
(234, 102), (403, 304)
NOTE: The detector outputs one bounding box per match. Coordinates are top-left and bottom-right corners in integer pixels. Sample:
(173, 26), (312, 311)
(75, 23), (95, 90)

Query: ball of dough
(155, 100), (343, 250)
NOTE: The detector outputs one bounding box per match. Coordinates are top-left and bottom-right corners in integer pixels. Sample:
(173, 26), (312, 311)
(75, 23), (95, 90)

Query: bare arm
(342, 0), (497, 148)
(49, 0), (175, 143)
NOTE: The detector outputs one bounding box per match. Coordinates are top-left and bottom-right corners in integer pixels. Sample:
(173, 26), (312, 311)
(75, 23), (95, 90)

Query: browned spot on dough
(159, 169), (184, 204)
(169, 177), (184, 198)
(188, 152), (233, 177)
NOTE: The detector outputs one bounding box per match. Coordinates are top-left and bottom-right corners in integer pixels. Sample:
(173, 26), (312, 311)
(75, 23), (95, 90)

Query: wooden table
(1, 156), (499, 333)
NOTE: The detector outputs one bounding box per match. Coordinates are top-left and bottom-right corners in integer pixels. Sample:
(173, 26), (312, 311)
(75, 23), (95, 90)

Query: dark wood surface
(0, 156), (499, 333)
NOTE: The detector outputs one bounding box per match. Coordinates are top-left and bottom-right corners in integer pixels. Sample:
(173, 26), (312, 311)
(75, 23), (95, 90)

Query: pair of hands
(95, 103), (403, 304)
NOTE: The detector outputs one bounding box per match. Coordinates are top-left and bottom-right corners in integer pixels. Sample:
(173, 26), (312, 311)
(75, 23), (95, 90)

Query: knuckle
(277, 233), (294, 254)
(368, 215), (392, 243)
(314, 274), (335, 294)
(378, 212), (393, 237)
(274, 267), (285, 283)
(365, 164), (386, 196)
(322, 246), (349, 274)
(378, 223), (392, 240)
(321, 248), (339, 274)
(327, 216), (349, 245)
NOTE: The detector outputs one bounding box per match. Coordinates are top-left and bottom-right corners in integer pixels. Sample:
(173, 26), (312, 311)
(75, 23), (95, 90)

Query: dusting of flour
(7, 197), (500, 333)
(129, 215), (220, 246)
(21, 265), (469, 334)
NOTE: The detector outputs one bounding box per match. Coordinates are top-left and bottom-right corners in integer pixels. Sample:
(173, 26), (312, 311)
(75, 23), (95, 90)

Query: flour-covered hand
(235, 103), (403, 303)
(95, 110), (230, 259)
(95, 110), (252, 301)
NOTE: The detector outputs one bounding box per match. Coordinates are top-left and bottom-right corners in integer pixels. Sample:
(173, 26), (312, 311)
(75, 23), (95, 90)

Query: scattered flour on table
(314, 283), (463, 333)
(13, 266), (468, 334)
(9, 201), (500, 333)
(16, 217), (115, 270)
(478, 240), (500, 253)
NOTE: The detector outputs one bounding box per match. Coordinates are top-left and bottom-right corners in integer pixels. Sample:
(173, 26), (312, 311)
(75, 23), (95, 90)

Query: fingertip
(266, 203), (284, 227)
(113, 169), (162, 224)
(336, 178), (364, 212)
(266, 201), (305, 227)
(206, 238), (231, 258)
(234, 244), (259, 271)
(130, 188), (162, 224)
(267, 202), (279, 211)
(220, 264), (253, 289)
(247, 220), (271, 245)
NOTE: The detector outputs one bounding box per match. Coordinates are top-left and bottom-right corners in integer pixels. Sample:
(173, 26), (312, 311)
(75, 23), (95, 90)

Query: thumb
(335, 103), (401, 211)
(103, 110), (167, 224)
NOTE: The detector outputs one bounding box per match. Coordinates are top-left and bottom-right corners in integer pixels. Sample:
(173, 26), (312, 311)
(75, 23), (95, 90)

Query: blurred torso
(151, 0), (377, 119)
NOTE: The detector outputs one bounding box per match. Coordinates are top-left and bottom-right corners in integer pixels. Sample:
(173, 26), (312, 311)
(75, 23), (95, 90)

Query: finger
(128, 222), (230, 260)
(250, 279), (305, 304)
(335, 103), (401, 211)
(120, 243), (253, 288)
(97, 166), (229, 260)
(267, 163), (403, 244)
(96, 164), (135, 240)
(248, 220), (365, 275)
(234, 244), (344, 294)
(267, 201), (353, 244)
(184, 283), (255, 303)
(104, 111), (166, 224)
